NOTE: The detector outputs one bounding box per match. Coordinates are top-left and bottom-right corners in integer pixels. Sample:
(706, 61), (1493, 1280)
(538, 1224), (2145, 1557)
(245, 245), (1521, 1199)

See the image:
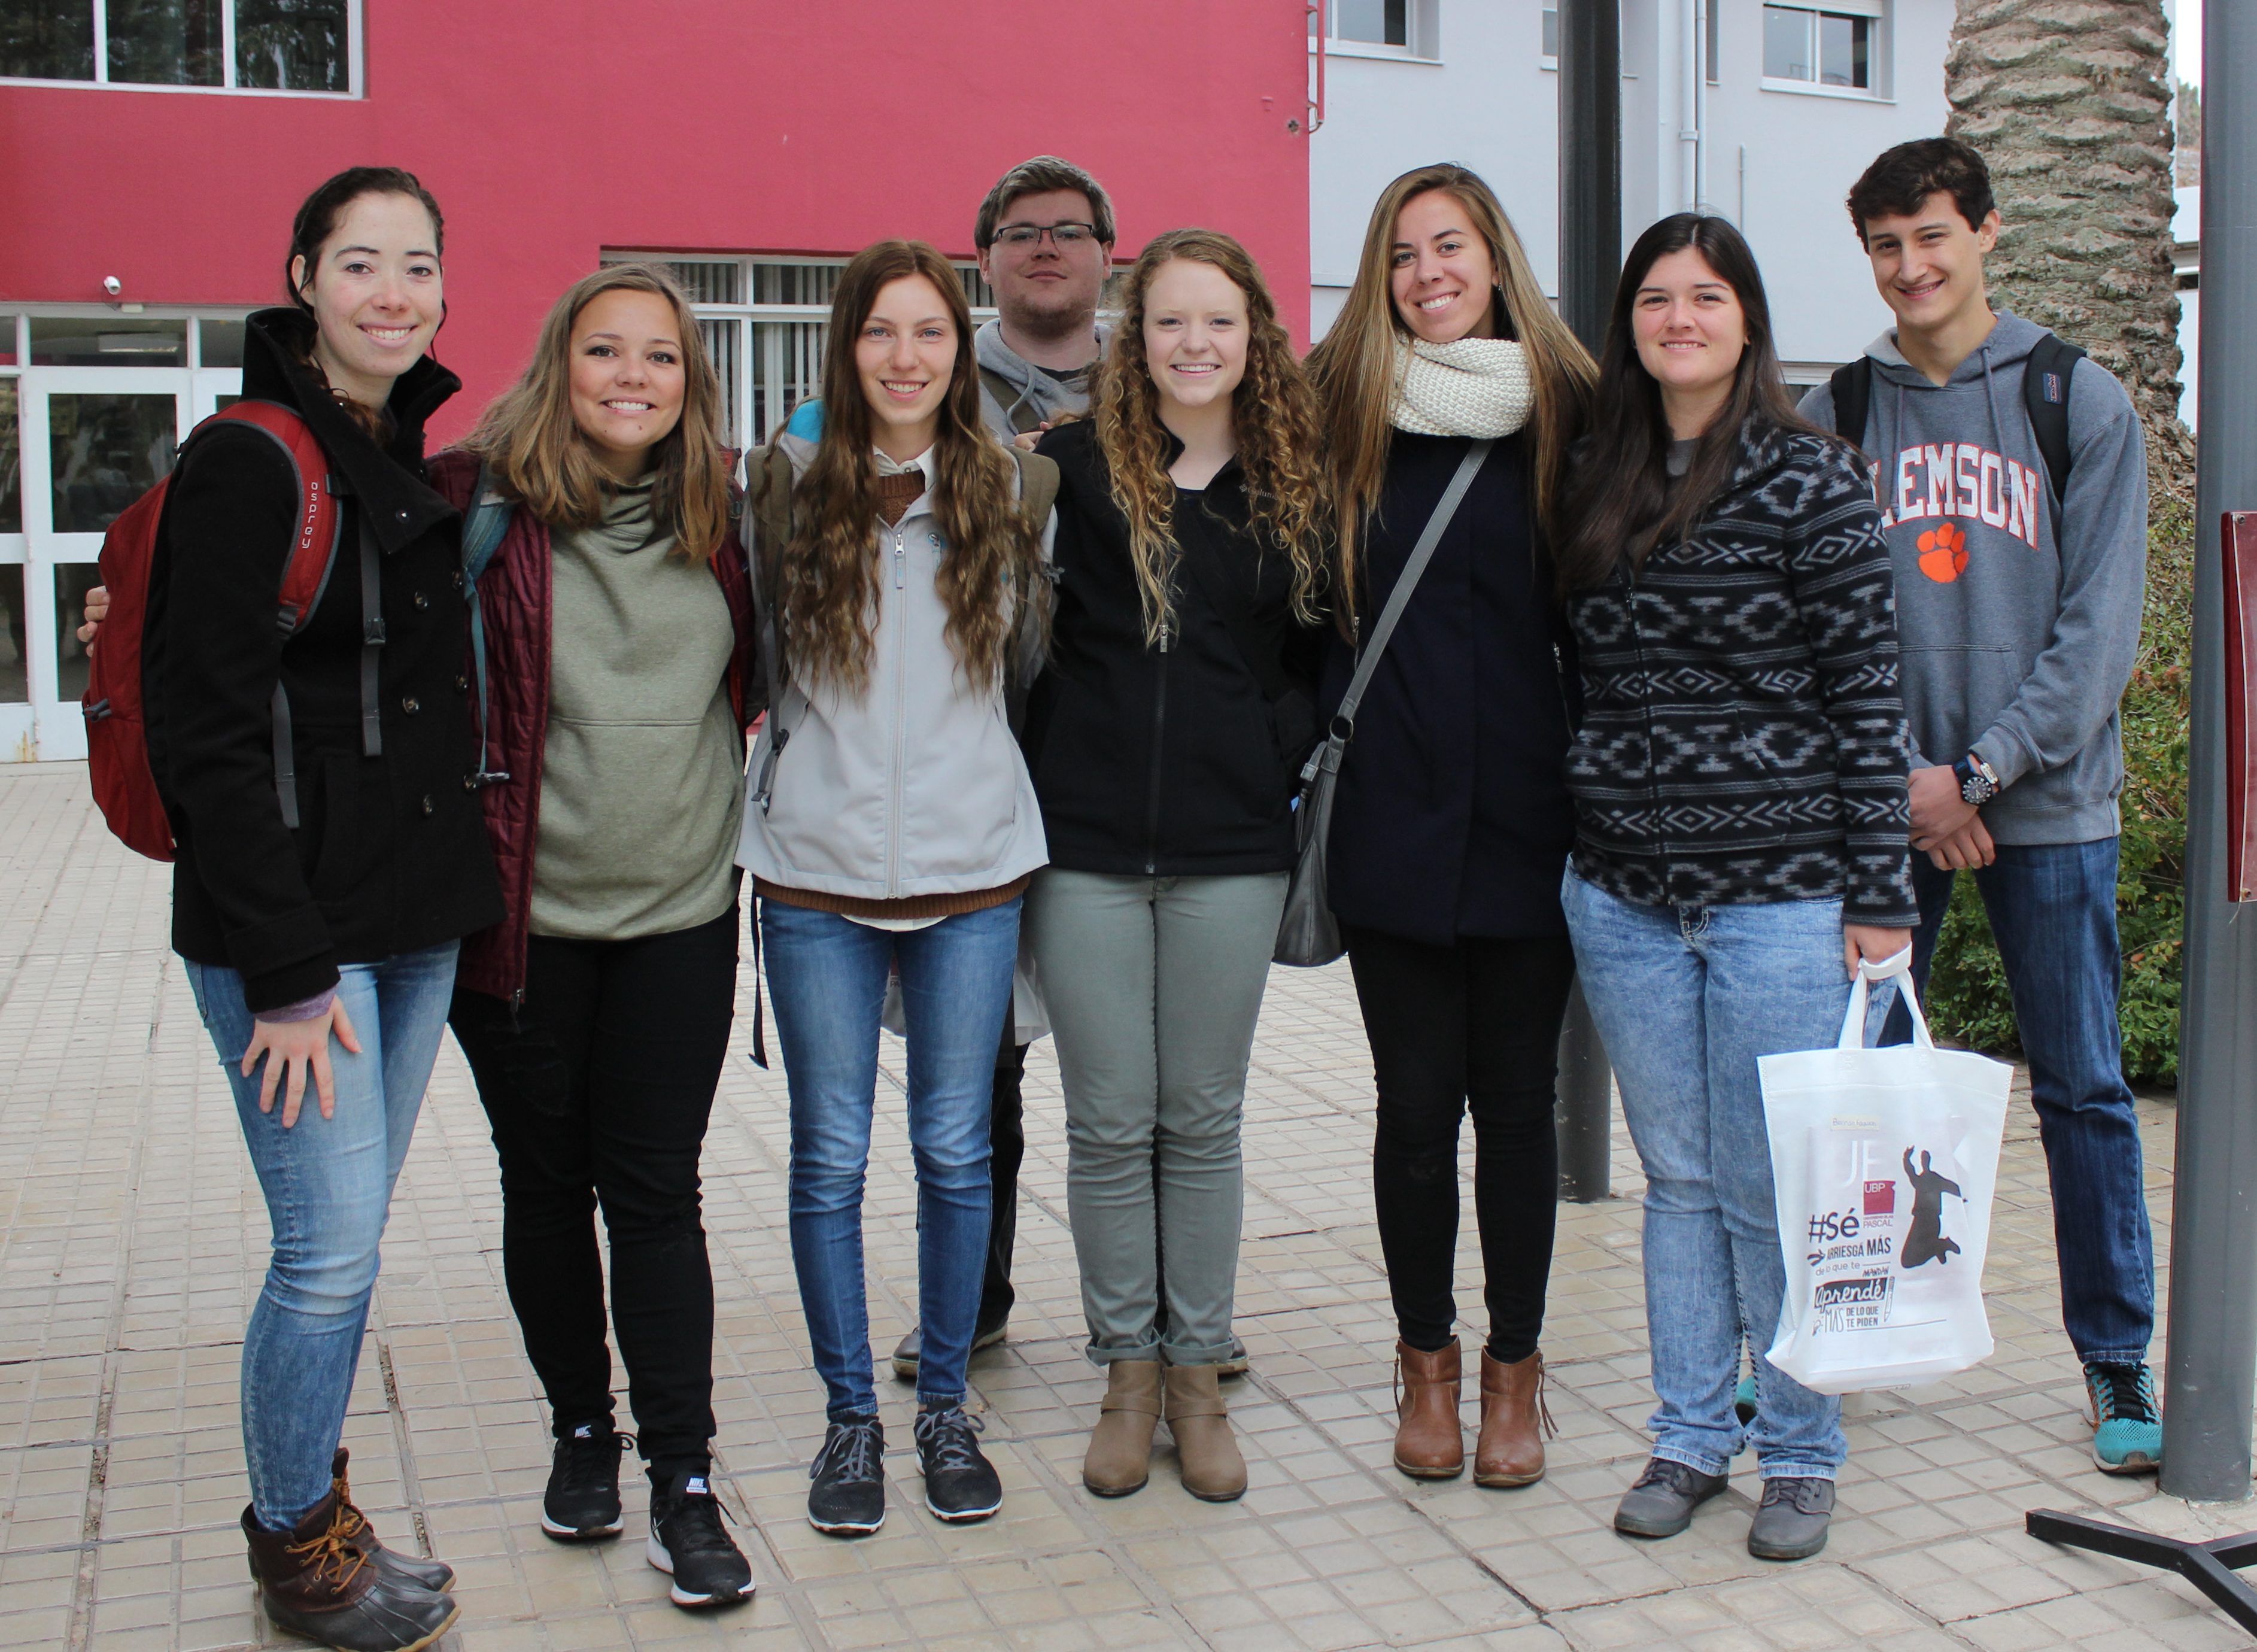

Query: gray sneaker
(1613, 1457), (1729, 1538)
(1747, 1476), (1835, 1560)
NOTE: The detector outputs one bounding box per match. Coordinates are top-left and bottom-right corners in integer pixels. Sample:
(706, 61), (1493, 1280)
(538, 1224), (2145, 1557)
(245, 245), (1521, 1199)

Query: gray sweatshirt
(974, 317), (1111, 439)
(531, 481), (744, 940)
(1797, 311), (2148, 846)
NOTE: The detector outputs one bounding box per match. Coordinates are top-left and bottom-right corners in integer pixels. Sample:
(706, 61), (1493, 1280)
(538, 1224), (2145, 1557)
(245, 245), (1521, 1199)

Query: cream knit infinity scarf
(1389, 335), (1535, 438)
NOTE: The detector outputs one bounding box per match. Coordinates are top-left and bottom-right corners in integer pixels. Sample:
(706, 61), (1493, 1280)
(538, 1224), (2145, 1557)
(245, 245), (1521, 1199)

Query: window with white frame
(607, 256), (1001, 455)
(1310, 0), (1437, 59)
(1762, 0), (1878, 90)
(0, 0), (357, 93)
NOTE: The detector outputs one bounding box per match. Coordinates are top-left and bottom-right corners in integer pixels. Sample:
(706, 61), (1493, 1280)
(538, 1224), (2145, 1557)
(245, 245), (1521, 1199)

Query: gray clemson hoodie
(1798, 311), (2148, 846)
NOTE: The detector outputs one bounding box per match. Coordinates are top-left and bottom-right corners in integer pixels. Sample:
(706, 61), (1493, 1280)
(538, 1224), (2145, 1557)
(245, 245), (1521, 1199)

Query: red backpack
(83, 400), (342, 861)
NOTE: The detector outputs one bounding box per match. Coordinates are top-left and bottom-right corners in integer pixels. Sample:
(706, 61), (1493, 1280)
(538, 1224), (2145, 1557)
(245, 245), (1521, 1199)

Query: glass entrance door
(17, 369), (191, 760)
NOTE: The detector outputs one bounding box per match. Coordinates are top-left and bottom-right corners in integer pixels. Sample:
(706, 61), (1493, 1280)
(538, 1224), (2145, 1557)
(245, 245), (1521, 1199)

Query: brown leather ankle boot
(329, 1448), (454, 1593)
(1083, 1360), (1163, 1496)
(1392, 1340), (1465, 1479)
(1164, 1365), (1247, 1502)
(1475, 1349), (1553, 1487)
(242, 1493), (458, 1652)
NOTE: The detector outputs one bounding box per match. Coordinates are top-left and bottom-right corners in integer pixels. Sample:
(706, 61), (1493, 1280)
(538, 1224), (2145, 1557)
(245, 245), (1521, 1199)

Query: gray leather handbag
(1273, 440), (1494, 967)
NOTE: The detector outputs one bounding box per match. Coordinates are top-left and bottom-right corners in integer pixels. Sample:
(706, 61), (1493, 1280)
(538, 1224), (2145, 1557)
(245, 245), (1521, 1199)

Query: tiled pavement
(0, 758), (2246, 1652)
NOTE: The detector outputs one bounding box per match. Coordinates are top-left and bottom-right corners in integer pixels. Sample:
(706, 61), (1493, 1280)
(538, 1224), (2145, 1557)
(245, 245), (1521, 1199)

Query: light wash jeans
(186, 942), (459, 1530)
(760, 897), (1019, 1421)
(1562, 868), (1891, 1482)
(1025, 870), (1287, 1368)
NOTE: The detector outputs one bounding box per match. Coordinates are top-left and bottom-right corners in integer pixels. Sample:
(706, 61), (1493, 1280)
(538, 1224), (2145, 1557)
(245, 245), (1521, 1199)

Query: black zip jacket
(148, 308), (503, 1011)
(1022, 418), (1324, 876)
(1320, 432), (1581, 945)
(1562, 418), (1916, 925)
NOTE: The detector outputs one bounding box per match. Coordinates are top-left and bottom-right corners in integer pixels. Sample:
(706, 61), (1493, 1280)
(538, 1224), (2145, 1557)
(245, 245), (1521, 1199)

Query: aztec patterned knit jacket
(1561, 418), (1918, 927)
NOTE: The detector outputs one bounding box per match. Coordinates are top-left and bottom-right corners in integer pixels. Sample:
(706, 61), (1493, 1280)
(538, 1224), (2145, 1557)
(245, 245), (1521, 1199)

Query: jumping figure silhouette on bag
(1900, 1147), (1964, 1268)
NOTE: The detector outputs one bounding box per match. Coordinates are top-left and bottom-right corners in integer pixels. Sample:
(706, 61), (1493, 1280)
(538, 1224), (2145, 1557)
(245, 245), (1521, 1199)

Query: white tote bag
(1758, 950), (2013, 1396)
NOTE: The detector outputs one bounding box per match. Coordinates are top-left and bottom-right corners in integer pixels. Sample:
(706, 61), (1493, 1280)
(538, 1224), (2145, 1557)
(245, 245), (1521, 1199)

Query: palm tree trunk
(1946, 0), (2190, 486)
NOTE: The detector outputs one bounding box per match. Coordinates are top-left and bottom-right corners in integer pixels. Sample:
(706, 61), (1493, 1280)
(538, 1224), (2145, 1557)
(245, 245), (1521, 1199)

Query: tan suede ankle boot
(1083, 1360), (1162, 1496)
(1392, 1340), (1465, 1479)
(1475, 1349), (1553, 1487)
(1164, 1365), (1246, 1502)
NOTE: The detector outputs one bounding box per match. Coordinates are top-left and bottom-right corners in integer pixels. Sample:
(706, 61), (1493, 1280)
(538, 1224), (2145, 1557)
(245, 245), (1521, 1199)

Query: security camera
(102, 276), (122, 297)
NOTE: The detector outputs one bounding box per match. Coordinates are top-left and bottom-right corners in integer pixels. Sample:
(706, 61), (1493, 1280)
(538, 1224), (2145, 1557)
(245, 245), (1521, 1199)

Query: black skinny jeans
(1344, 927), (1576, 1364)
(448, 907), (738, 1484)
(981, 1038), (1029, 1331)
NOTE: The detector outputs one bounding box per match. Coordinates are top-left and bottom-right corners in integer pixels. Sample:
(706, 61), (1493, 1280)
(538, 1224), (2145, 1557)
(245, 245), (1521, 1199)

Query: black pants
(448, 907), (738, 1484)
(1344, 926), (1576, 1364)
(979, 1037), (1029, 1331)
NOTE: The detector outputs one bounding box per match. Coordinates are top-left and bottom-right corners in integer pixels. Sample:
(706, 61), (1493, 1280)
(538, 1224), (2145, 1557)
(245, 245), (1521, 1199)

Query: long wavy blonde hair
(767, 240), (1044, 693)
(1305, 164), (1596, 600)
(1090, 229), (1329, 645)
(462, 263), (732, 561)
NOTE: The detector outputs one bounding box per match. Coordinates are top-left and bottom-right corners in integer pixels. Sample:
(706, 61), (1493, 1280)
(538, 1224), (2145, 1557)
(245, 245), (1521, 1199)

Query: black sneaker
(541, 1423), (627, 1541)
(807, 1417), (887, 1536)
(1614, 1456), (1729, 1538)
(645, 1470), (755, 1608)
(914, 1405), (1002, 1523)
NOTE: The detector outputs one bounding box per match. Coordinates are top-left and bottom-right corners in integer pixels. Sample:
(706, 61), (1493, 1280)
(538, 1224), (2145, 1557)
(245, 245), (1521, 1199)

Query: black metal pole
(2163, 0), (2257, 1504)
(1553, 0), (1622, 1200)
(1557, 0), (1622, 353)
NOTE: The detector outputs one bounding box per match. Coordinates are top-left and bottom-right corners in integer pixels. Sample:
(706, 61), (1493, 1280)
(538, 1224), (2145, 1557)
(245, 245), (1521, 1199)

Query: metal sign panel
(2224, 512), (2257, 900)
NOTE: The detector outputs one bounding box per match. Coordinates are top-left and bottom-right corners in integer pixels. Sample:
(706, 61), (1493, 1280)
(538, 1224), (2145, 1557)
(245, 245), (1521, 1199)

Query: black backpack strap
(1828, 357), (1873, 452)
(2022, 332), (2083, 502)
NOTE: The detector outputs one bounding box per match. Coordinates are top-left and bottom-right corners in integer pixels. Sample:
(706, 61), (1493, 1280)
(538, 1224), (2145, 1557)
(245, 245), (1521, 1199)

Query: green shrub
(1922, 495), (2192, 1083)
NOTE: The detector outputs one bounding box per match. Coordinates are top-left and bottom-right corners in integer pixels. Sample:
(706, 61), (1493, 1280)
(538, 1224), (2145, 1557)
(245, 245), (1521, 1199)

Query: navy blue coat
(1321, 432), (1578, 945)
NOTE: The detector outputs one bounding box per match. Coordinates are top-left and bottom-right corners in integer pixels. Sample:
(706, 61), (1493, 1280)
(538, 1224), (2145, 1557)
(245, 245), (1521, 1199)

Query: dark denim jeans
(1881, 836), (2154, 1364)
(761, 897), (1020, 1420)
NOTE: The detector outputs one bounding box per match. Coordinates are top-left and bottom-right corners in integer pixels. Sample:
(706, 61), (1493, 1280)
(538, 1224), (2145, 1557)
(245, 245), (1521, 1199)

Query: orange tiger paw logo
(1917, 523), (1969, 582)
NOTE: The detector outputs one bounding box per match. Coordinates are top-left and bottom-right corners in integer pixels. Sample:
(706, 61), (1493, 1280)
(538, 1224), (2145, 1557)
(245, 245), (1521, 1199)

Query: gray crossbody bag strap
(1272, 438), (1492, 967)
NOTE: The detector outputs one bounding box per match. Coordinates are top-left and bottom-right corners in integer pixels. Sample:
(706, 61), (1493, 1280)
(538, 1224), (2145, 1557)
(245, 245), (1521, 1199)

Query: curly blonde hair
(1090, 229), (1330, 645)
(770, 240), (1045, 693)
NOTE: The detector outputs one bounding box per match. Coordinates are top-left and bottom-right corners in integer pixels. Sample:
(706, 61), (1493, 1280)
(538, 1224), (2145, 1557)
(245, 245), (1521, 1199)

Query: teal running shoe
(2085, 1362), (2162, 1474)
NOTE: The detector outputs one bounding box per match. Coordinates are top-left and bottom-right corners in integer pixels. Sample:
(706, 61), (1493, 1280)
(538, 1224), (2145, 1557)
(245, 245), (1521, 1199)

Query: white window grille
(0, 0), (361, 95)
(605, 254), (1001, 455)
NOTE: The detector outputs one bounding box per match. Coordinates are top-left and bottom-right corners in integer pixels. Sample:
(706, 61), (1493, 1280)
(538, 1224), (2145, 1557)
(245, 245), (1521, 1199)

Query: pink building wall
(0, 0), (1315, 441)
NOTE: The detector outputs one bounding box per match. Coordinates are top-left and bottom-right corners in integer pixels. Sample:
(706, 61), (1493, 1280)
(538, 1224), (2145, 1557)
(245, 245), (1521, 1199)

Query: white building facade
(1307, 0), (1954, 378)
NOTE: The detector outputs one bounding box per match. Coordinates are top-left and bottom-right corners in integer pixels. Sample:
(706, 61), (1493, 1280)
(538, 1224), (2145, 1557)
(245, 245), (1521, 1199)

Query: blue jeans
(1563, 870), (1870, 1481)
(760, 897), (1019, 1421)
(186, 943), (459, 1530)
(1881, 837), (2153, 1364)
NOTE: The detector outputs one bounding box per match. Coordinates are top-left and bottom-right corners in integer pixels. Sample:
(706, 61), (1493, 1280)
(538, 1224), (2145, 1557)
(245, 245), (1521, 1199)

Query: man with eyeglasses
(968, 154), (1118, 439)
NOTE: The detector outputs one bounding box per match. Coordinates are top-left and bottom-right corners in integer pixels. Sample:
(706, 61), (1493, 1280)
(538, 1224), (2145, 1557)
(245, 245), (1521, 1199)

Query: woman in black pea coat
(149, 169), (499, 1652)
(1304, 163), (1598, 1491)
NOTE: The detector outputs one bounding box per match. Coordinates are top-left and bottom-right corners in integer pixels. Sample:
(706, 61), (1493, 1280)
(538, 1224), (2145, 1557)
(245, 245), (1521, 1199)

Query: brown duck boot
(242, 1493), (459, 1652)
(1164, 1365), (1247, 1502)
(1475, 1350), (1553, 1487)
(329, 1448), (455, 1593)
(1083, 1361), (1163, 1496)
(1392, 1340), (1465, 1479)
